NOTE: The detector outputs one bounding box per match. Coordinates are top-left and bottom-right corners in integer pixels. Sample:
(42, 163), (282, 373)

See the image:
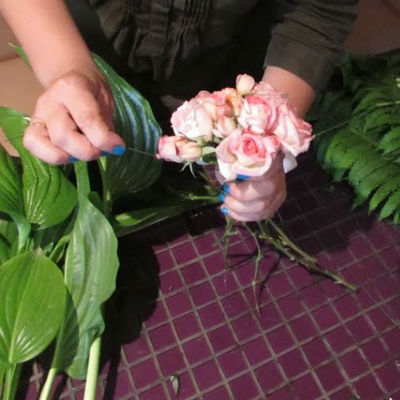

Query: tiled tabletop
(19, 156), (400, 399)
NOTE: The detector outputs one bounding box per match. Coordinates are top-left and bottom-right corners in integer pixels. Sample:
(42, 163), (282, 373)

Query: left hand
(219, 154), (286, 222)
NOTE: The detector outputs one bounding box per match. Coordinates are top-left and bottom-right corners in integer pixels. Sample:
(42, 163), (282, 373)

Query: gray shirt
(88, 0), (358, 94)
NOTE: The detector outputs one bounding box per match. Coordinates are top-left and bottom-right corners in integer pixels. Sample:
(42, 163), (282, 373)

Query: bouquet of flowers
(156, 74), (313, 181)
(156, 74), (356, 294)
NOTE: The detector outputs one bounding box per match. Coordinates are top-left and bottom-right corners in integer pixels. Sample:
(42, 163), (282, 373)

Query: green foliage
(51, 163), (119, 379)
(311, 54), (400, 223)
(93, 54), (162, 201)
(0, 107), (77, 229)
(0, 250), (66, 364)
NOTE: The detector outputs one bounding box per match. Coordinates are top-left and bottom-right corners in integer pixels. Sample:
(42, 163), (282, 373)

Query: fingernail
(219, 193), (225, 202)
(237, 174), (249, 180)
(69, 156), (79, 162)
(101, 151), (109, 156)
(222, 183), (230, 194)
(111, 145), (126, 156)
(221, 206), (229, 215)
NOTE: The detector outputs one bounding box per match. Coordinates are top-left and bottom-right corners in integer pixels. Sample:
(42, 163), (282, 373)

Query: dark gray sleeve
(265, 0), (359, 91)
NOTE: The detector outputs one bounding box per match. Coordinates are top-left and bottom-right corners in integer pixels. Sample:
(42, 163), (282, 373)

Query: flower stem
(267, 219), (315, 262)
(83, 336), (102, 400)
(39, 368), (58, 400)
(257, 221), (357, 292)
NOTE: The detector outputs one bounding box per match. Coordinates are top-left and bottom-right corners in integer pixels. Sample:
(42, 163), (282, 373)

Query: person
(0, 0), (367, 221)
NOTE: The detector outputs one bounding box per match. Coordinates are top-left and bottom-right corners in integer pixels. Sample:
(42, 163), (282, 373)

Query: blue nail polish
(237, 174), (249, 180)
(111, 145), (125, 156)
(219, 193), (225, 202)
(222, 183), (230, 194)
(221, 206), (229, 215)
(69, 156), (79, 162)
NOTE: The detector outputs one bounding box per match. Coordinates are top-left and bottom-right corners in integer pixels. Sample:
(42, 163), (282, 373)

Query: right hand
(23, 67), (125, 164)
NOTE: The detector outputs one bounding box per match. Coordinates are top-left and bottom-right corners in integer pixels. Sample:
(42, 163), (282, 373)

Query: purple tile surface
(22, 156), (400, 399)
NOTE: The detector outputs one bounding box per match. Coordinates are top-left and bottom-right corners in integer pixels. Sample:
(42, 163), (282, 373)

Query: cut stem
(83, 336), (102, 400)
(39, 368), (58, 400)
(3, 364), (21, 400)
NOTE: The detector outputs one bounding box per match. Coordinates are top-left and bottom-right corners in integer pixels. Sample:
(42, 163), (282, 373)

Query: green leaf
(369, 178), (400, 212)
(0, 249), (66, 365)
(0, 147), (23, 215)
(52, 197), (119, 379)
(114, 205), (187, 236)
(93, 54), (162, 201)
(379, 189), (400, 220)
(0, 107), (77, 228)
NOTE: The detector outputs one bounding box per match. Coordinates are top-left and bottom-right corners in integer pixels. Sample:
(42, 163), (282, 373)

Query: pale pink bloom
(171, 99), (213, 142)
(177, 140), (202, 162)
(194, 90), (230, 120)
(213, 115), (237, 138)
(237, 95), (278, 134)
(236, 74), (255, 95)
(216, 129), (280, 181)
(219, 88), (243, 117)
(273, 102), (313, 157)
(156, 136), (186, 163)
(156, 136), (202, 163)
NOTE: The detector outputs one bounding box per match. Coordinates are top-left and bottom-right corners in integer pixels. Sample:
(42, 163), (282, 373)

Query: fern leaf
(348, 153), (386, 187)
(369, 178), (400, 212)
(353, 90), (386, 114)
(379, 189), (400, 220)
(354, 164), (400, 199)
(377, 127), (400, 155)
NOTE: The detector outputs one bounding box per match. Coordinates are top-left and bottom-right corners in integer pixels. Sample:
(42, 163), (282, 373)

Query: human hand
(23, 67), (125, 164)
(218, 154), (286, 222)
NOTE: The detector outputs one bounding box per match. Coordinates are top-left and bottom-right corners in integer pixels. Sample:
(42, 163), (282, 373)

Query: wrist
(262, 66), (315, 117)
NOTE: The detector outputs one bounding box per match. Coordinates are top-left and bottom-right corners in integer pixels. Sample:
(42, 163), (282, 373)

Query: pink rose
(177, 141), (202, 162)
(236, 74), (255, 95)
(219, 88), (243, 117)
(156, 136), (202, 163)
(213, 115), (237, 138)
(156, 136), (186, 163)
(273, 103), (313, 157)
(194, 90), (230, 120)
(237, 95), (278, 134)
(216, 129), (280, 181)
(171, 99), (213, 142)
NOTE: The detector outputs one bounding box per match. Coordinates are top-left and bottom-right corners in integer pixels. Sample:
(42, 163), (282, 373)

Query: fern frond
(377, 127), (400, 155)
(369, 178), (400, 213)
(379, 189), (400, 220)
(311, 52), (400, 223)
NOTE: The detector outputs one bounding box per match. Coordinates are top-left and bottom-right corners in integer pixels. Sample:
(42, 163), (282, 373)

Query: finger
(225, 169), (285, 202)
(222, 191), (286, 222)
(64, 88), (125, 153)
(23, 122), (70, 165)
(46, 105), (102, 161)
(223, 194), (270, 215)
(234, 153), (284, 182)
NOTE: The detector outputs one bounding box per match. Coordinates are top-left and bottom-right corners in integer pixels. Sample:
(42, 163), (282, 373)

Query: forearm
(262, 66), (315, 118)
(0, 0), (95, 87)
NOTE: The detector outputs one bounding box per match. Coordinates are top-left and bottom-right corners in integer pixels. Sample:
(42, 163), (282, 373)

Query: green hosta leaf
(0, 249), (66, 365)
(93, 54), (161, 200)
(0, 107), (77, 228)
(52, 197), (119, 379)
(0, 147), (23, 215)
(114, 205), (187, 236)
